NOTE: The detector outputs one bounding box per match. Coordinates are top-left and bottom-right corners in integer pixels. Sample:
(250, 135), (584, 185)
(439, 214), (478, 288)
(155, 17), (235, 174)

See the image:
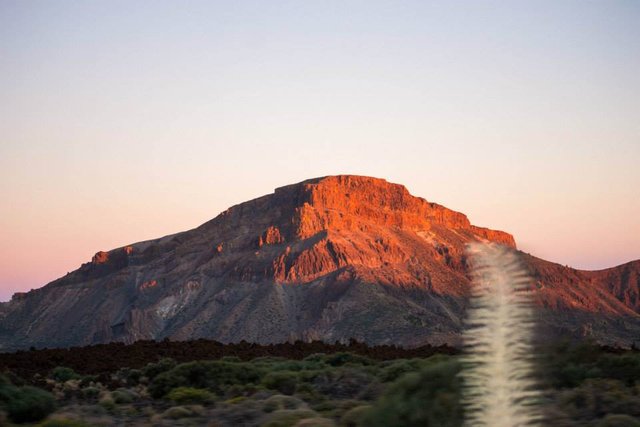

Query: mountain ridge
(1, 175), (638, 351)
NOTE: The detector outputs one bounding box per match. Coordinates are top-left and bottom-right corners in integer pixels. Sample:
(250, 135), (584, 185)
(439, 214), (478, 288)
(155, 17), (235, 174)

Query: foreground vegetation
(0, 341), (639, 426)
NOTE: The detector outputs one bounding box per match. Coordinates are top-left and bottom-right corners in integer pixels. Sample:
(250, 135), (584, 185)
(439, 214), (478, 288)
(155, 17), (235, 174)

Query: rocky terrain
(1, 175), (638, 351)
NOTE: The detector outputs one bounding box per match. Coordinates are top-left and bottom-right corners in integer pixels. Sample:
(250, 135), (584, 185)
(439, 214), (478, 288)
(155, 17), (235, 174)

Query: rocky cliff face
(0, 176), (638, 351)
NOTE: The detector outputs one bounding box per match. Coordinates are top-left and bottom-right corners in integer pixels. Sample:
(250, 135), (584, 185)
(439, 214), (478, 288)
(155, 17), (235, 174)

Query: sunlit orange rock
(139, 280), (158, 291)
(258, 226), (284, 247)
(92, 251), (109, 264)
(0, 175), (637, 351)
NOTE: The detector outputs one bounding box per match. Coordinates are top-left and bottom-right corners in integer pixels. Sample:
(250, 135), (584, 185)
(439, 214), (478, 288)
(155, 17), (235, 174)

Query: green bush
(362, 359), (462, 427)
(3, 371), (26, 387)
(376, 356), (450, 383)
(543, 341), (603, 388)
(295, 382), (325, 404)
(149, 360), (263, 398)
(340, 405), (372, 427)
(98, 394), (116, 411)
(51, 367), (80, 382)
(294, 417), (336, 426)
(225, 395), (247, 404)
(303, 353), (373, 368)
(161, 405), (205, 419)
(166, 387), (215, 404)
(596, 414), (640, 427)
(263, 409), (318, 427)
(557, 378), (640, 422)
(263, 395), (306, 413)
(306, 367), (377, 400)
(311, 399), (365, 420)
(596, 354), (640, 386)
(78, 375), (98, 387)
(38, 419), (93, 427)
(0, 374), (11, 386)
(141, 357), (177, 380)
(262, 371), (300, 395)
(324, 353), (374, 367)
(225, 382), (263, 399)
(267, 360), (314, 372)
(80, 386), (100, 399)
(115, 368), (142, 386)
(111, 388), (136, 404)
(0, 384), (56, 423)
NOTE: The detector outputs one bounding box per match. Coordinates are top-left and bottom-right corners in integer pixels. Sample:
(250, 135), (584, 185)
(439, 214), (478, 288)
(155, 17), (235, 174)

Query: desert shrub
(3, 371), (26, 387)
(250, 358), (326, 373)
(362, 359), (462, 427)
(0, 374), (10, 386)
(340, 405), (373, 427)
(294, 417), (336, 426)
(212, 398), (263, 425)
(307, 368), (377, 400)
(557, 378), (640, 422)
(78, 375), (98, 387)
(377, 359), (418, 382)
(543, 342), (604, 388)
(51, 367), (80, 383)
(161, 405), (204, 419)
(262, 371), (300, 395)
(295, 382), (326, 404)
(225, 382), (264, 399)
(543, 346), (640, 390)
(80, 386), (100, 399)
(303, 354), (328, 364)
(269, 360), (308, 372)
(596, 414), (640, 427)
(38, 419), (93, 427)
(225, 395), (247, 404)
(596, 354), (640, 386)
(111, 388), (136, 404)
(141, 357), (177, 380)
(115, 368), (142, 386)
(323, 353), (374, 367)
(263, 395), (307, 413)
(311, 399), (365, 419)
(61, 379), (82, 397)
(357, 379), (384, 401)
(303, 353), (373, 368)
(263, 409), (318, 427)
(376, 356), (450, 383)
(148, 360), (263, 398)
(251, 356), (289, 364)
(167, 387), (215, 404)
(98, 394), (115, 411)
(0, 384), (56, 423)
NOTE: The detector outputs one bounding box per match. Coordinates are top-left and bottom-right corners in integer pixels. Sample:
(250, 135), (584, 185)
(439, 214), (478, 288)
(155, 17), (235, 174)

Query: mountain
(1, 175), (638, 351)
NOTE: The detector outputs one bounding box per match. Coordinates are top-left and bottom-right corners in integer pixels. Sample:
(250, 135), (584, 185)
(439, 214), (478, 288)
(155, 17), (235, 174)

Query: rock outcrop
(0, 175), (638, 351)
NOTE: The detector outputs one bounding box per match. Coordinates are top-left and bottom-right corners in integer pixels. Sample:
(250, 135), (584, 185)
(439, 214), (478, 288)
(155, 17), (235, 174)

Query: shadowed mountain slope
(1, 175), (638, 351)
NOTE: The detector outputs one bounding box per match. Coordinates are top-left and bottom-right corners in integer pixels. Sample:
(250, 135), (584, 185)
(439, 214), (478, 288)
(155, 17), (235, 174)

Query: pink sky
(1, 1), (639, 301)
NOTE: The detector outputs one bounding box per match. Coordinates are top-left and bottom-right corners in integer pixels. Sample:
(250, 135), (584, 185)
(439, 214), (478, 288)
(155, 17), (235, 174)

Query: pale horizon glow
(1, 1), (639, 301)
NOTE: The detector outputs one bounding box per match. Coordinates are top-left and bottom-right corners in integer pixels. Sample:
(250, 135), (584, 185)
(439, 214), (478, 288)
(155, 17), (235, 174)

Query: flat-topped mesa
(4, 174), (639, 351)
(273, 175), (515, 247)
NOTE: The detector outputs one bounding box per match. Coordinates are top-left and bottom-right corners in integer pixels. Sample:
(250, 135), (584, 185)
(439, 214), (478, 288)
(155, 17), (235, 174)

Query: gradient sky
(1, 0), (639, 301)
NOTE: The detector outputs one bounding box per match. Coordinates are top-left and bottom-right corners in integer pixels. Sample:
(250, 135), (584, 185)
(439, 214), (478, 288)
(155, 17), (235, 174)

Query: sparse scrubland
(0, 340), (638, 426)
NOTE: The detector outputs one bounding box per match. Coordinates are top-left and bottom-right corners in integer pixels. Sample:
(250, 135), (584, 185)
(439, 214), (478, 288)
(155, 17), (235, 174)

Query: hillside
(1, 175), (638, 351)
